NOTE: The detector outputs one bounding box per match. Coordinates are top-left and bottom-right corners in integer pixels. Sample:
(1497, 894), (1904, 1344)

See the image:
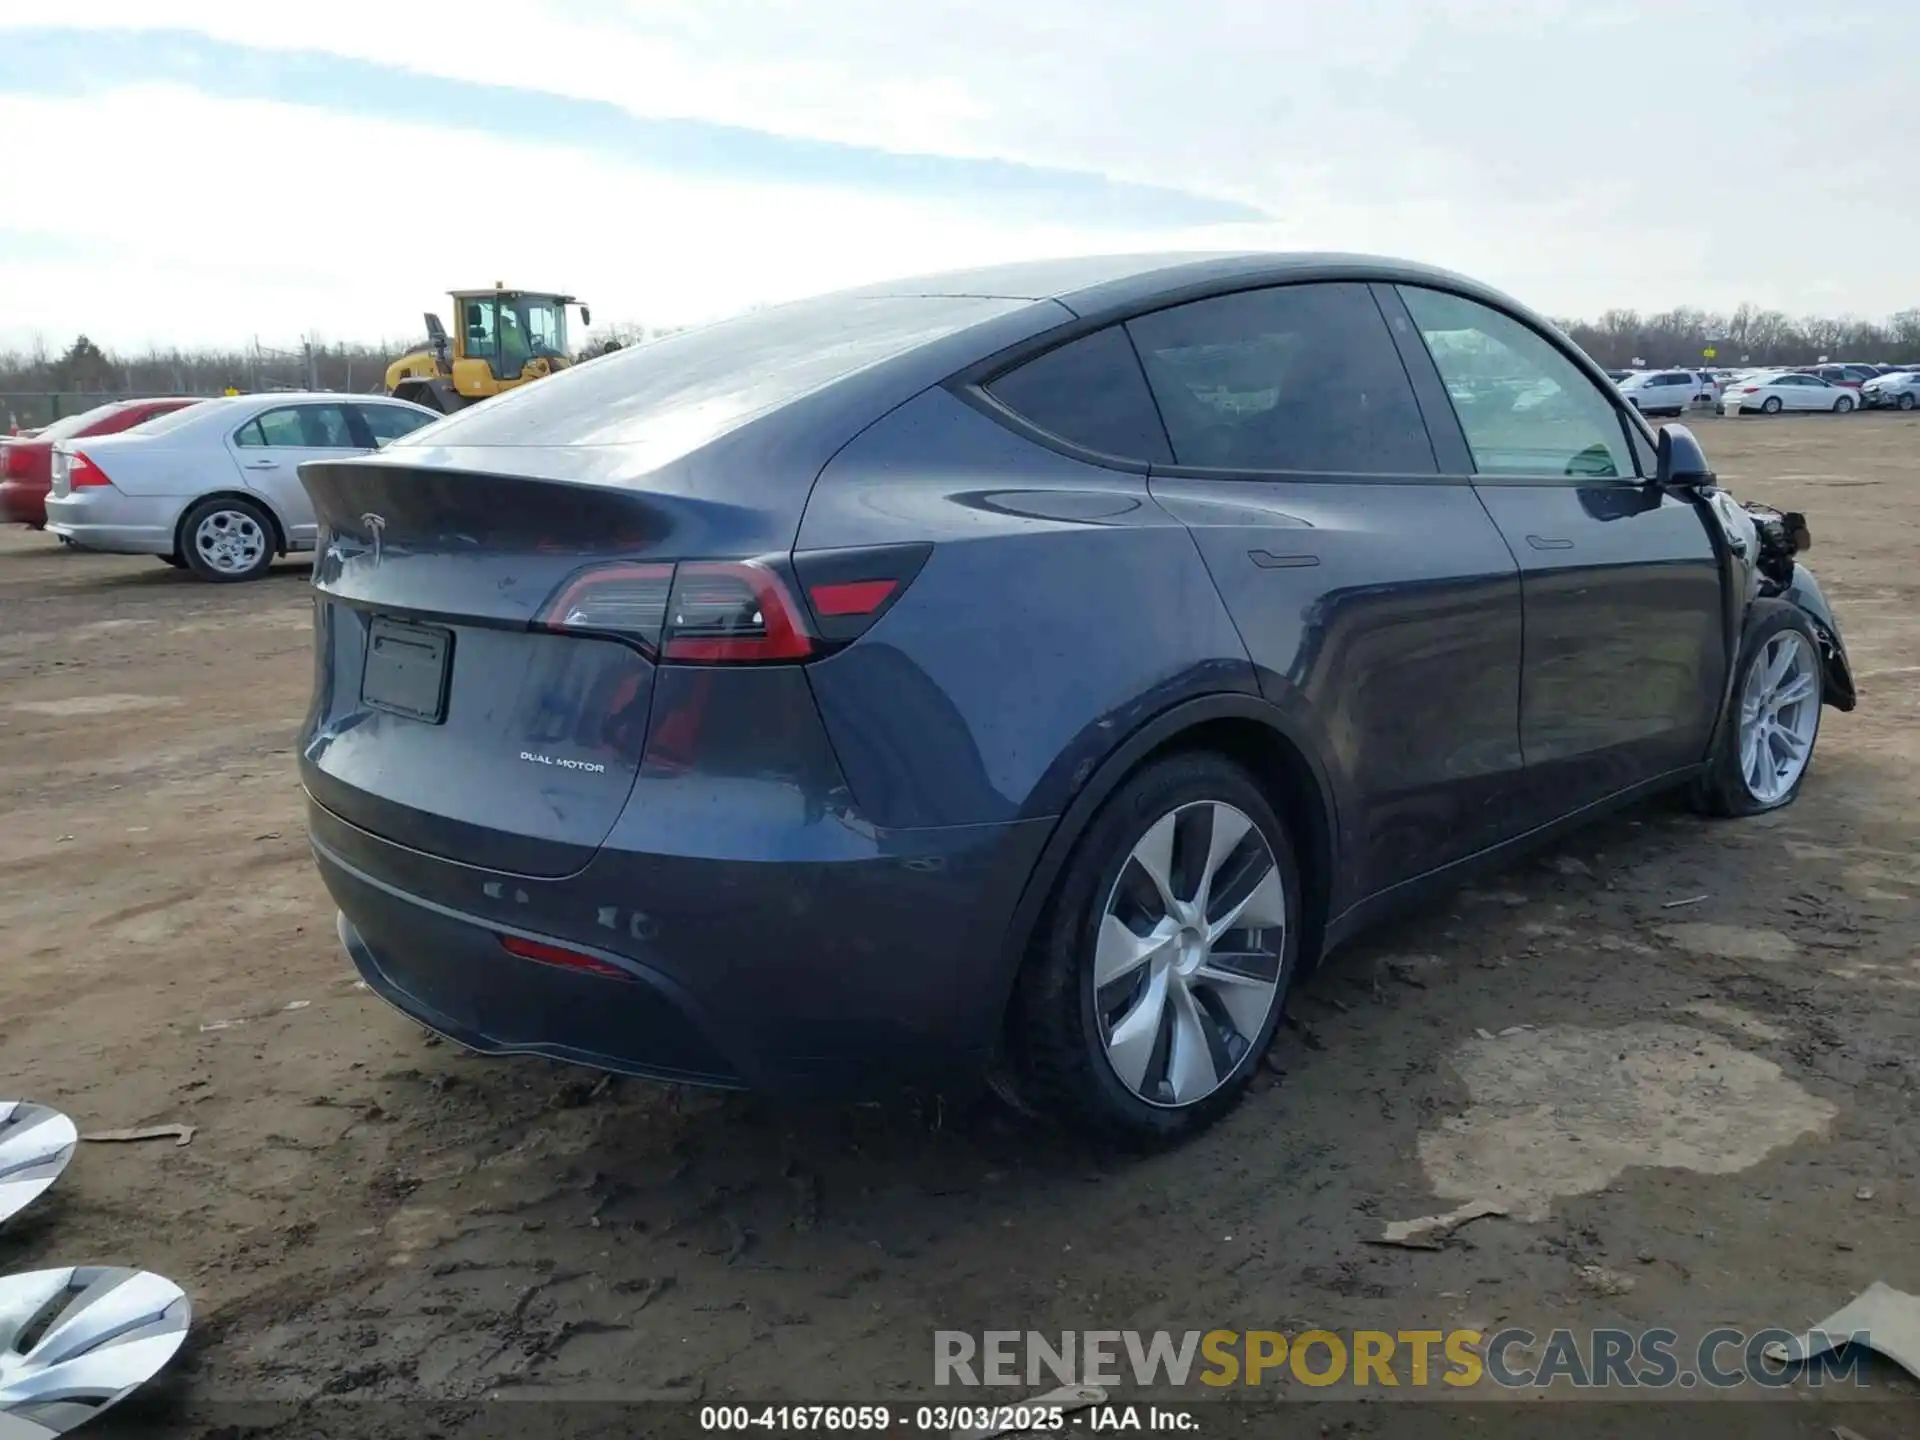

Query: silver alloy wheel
(1095, 801), (1287, 1108)
(1738, 630), (1820, 805)
(0, 1103), (77, 1226)
(0, 1268), (190, 1436)
(192, 508), (266, 575)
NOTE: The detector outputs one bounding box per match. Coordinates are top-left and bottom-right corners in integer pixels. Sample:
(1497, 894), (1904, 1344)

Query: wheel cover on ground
(193, 509), (265, 574)
(1094, 800), (1287, 1108)
(1738, 631), (1819, 804)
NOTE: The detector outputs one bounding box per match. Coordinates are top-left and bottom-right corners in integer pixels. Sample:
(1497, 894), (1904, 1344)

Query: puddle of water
(1420, 1022), (1835, 1221)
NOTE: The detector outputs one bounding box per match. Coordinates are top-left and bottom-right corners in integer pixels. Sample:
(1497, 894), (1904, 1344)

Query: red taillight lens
(793, 542), (933, 644)
(535, 558), (815, 664)
(537, 563), (675, 650)
(663, 561), (813, 662)
(67, 450), (112, 488)
(2, 446), (29, 478)
(808, 578), (898, 617)
(499, 934), (630, 980)
(1738, 386), (1759, 394)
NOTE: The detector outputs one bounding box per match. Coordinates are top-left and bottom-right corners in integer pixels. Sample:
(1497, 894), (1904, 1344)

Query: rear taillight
(793, 542), (933, 644)
(67, 451), (112, 488)
(535, 558), (815, 664)
(662, 561), (813, 662)
(2, 446), (29, 478)
(1738, 386), (1759, 394)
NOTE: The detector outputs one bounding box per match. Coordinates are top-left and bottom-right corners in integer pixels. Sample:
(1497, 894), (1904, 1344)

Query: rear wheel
(1010, 752), (1299, 1144)
(1834, 395), (1854, 413)
(179, 496), (275, 582)
(1692, 601), (1823, 818)
(1761, 396), (1784, 415)
(1899, 392), (1916, 412)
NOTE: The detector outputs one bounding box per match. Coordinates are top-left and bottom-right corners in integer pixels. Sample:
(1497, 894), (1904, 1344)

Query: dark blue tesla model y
(299, 253), (1855, 1142)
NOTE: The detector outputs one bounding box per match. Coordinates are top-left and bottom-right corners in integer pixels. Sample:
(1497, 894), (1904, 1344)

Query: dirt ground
(2, 414), (1917, 1435)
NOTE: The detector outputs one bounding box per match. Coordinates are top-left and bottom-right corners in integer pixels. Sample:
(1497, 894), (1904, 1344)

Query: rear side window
(984, 325), (1171, 464)
(1125, 283), (1436, 474)
(357, 404), (436, 445)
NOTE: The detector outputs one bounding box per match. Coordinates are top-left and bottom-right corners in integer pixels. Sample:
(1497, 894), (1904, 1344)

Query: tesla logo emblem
(360, 513), (385, 566)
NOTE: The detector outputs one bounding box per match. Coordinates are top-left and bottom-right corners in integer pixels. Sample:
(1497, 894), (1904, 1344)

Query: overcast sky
(1, 2), (1912, 351)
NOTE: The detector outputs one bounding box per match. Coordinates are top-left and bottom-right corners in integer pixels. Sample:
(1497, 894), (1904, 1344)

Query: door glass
(297, 405), (357, 448)
(232, 419), (268, 448)
(1126, 282), (1435, 474)
(984, 324), (1172, 463)
(1399, 287), (1632, 479)
(462, 299), (498, 359)
(252, 408), (307, 447)
(357, 404), (436, 446)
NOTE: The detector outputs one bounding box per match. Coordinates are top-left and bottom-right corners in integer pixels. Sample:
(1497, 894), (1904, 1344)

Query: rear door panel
(1126, 280), (1527, 898)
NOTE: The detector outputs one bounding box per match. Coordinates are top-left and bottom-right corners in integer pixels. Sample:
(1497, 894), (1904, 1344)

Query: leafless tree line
(1556, 304), (1920, 369)
(5, 304), (1919, 411)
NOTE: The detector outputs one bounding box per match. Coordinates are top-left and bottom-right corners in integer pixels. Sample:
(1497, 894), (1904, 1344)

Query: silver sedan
(44, 393), (438, 580)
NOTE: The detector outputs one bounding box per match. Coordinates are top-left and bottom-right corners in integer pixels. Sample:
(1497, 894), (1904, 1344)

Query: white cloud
(3, 2), (1916, 348)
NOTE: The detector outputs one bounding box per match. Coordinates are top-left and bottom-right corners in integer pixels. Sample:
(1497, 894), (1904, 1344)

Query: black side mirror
(580, 304), (592, 327)
(1656, 423), (1715, 488)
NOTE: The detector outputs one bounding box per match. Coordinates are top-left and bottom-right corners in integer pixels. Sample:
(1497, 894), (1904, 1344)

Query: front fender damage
(1740, 501), (1856, 713)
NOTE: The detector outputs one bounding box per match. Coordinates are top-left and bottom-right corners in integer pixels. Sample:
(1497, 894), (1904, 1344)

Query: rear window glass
(404, 293), (1029, 458)
(34, 404), (128, 443)
(984, 325), (1172, 464)
(129, 401), (218, 437)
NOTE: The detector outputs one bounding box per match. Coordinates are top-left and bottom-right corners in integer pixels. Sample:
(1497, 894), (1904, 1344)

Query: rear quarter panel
(796, 386), (1258, 831)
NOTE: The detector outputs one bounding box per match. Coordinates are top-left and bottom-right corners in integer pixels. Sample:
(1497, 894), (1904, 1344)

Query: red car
(1, 398), (202, 529)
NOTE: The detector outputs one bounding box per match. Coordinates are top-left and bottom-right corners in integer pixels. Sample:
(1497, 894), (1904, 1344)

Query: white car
(1615, 369), (1715, 416)
(1861, 370), (1920, 411)
(43, 393), (439, 581)
(1717, 371), (1857, 416)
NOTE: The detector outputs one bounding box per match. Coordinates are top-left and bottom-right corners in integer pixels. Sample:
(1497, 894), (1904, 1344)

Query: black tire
(1761, 396), (1784, 415)
(1899, 393), (1916, 412)
(156, 554), (186, 569)
(1834, 395), (1854, 414)
(1009, 751), (1301, 1145)
(1691, 600), (1823, 818)
(177, 495), (276, 583)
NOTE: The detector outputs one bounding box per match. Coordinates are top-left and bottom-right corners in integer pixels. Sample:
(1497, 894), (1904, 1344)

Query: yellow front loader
(386, 286), (591, 413)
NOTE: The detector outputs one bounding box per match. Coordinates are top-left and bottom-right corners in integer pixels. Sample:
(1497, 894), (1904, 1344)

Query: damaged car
(298, 253), (1856, 1144)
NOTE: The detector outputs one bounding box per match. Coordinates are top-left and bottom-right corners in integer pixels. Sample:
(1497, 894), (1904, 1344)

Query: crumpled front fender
(1775, 563), (1856, 712)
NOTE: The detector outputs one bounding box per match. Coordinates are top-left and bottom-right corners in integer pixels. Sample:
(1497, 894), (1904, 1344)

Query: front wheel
(1834, 395), (1854, 413)
(1692, 601), (1823, 818)
(178, 496), (276, 582)
(1761, 396), (1784, 415)
(1010, 752), (1300, 1144)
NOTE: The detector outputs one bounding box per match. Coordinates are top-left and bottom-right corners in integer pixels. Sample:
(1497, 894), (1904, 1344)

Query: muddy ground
(1, 414), (1916, 1436)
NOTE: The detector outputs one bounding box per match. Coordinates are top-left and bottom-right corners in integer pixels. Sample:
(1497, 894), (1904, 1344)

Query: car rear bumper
(308, 791), (1053, 1096)
(42, 490), (178, 554)
(0, 479), (47, 527)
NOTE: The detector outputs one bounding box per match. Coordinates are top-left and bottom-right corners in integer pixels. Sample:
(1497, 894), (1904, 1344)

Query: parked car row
(1, 393), (440, 579)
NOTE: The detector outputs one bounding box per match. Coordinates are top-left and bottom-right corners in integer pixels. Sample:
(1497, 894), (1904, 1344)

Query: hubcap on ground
(1095, 800), (1287, 1109)
(1738, 631), (1819, 804)
(193, 510), (265, 574)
